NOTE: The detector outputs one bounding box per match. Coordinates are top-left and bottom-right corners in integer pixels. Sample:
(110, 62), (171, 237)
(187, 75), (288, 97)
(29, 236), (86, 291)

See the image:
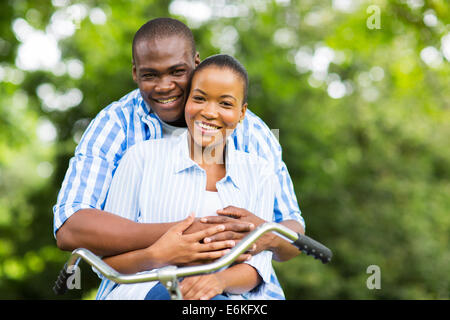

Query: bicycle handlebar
(53, 222), (332, 295)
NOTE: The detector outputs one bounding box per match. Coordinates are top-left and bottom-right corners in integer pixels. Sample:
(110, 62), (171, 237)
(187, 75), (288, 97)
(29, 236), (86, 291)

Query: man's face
(133, 35), (200, 124)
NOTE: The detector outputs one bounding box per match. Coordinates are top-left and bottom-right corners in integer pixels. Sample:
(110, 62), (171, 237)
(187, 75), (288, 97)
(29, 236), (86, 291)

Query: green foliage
(0, 0), (448, 299)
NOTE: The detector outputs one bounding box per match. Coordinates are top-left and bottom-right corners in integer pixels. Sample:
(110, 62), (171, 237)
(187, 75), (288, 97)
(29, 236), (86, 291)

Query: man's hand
(184, 215), (255, 239)
(185, 214), (256, 262)
(200, 206), (274, 255)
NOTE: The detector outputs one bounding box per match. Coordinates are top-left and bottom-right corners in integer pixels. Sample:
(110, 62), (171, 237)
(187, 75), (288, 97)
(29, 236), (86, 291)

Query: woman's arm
(217, 263), (261, 294)
(102, 214), (237, 273)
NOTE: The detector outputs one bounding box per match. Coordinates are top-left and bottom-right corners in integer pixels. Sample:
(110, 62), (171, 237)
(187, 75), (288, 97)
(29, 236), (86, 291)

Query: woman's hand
(180, 273), (226, 300)
(148, 213), (236, 267)
(180, 263), (261, 299)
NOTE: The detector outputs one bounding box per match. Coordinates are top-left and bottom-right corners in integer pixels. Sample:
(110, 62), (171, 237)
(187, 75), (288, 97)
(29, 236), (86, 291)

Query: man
(54, 18), (305, 299)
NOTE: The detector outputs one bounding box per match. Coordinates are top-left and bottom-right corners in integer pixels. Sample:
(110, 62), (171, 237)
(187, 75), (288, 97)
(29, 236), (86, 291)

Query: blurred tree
(0, 0), (448, 299)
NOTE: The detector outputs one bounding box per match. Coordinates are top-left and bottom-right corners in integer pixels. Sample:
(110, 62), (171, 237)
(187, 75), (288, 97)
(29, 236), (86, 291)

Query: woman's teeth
(156, 96), (178, 104)
(198, 122), (220, 130)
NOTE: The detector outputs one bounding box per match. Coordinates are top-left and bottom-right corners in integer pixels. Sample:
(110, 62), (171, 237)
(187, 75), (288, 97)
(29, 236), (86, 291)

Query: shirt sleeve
(235, 110), (305, 230)
(52, 109), (126, 237)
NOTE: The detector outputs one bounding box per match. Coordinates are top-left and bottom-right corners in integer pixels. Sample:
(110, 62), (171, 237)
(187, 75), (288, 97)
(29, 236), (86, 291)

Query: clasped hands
(151, 206), (269, 266)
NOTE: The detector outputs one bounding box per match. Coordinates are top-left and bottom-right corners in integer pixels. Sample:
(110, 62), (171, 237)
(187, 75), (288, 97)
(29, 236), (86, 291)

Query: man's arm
(204, 208), (303, 262)
(56, 208), (178, 256)
(271, 219), (304, 260)
(56, 208), (252, 258)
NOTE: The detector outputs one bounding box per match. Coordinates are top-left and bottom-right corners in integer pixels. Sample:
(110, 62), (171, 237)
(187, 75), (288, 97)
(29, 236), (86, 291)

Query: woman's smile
(195, 121), (223, 135)
(185, 66), (247, 152)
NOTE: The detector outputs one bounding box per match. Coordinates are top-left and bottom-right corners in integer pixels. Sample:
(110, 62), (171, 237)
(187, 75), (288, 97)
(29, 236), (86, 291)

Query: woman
(96, 54), (281, 300)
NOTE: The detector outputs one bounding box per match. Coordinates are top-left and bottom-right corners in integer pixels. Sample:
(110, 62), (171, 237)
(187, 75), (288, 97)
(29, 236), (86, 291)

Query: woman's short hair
(192, 54), (249, 104)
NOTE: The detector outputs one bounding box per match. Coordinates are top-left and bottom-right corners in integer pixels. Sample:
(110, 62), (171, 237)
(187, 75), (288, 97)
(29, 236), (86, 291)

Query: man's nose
(155, 76), (175, 93)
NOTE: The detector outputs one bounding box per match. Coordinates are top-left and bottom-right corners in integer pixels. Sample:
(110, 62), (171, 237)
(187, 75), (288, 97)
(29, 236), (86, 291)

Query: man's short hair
(132, 17), (196, 62)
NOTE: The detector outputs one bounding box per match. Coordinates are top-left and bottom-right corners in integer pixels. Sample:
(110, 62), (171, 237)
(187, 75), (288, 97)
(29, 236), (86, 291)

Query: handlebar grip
(53, 263), (70, 295)
(294, 233), (332, 264)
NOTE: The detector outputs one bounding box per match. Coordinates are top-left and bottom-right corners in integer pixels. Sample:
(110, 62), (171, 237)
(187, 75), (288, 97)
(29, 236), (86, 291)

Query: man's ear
(132, 63), (137, 83)
(194, 52), (201, 67)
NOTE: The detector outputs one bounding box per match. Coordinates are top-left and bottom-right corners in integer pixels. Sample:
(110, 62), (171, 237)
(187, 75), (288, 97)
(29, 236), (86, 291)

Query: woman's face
(185, 66), (247, 151)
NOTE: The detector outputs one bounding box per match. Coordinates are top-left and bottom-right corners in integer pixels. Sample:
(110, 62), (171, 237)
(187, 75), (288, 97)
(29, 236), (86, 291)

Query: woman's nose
(201, 102), (218, 119)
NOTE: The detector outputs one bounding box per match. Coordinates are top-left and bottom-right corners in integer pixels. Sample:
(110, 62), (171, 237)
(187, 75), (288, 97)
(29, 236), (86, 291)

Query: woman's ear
(240, 103), (248, 122)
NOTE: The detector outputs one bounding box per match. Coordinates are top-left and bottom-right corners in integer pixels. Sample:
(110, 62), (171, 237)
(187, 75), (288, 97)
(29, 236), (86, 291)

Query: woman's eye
(192, 95), (205, 102)
(221, 101), (233, 108)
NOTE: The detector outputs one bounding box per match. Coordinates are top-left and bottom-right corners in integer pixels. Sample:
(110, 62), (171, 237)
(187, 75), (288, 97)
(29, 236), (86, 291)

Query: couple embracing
(54, 18), (305, 300)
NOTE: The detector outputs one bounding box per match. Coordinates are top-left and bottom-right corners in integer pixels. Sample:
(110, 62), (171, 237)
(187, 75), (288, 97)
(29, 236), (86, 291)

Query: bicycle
(53, 222), (332, 299)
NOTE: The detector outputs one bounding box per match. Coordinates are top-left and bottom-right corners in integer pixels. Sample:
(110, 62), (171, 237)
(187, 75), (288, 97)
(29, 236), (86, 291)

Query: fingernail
(204, 237), (211, 243)
(249, 223), (255, 229)
(200, 217), (207, 222)
(228, 240), (235, 246)
(218, 225), (225, 231)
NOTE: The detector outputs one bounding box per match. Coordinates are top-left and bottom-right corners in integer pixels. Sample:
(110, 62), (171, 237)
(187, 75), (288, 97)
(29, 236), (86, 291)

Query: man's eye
(173, 69), (186, 76)
(142, 74), (156, 79)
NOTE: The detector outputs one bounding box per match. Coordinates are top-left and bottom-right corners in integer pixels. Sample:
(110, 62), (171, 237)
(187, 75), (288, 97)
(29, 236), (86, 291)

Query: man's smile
(152, 95), (182, 105)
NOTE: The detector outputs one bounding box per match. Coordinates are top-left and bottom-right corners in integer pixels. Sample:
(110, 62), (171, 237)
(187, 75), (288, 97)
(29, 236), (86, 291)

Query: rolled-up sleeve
(53, 110), (126, 236)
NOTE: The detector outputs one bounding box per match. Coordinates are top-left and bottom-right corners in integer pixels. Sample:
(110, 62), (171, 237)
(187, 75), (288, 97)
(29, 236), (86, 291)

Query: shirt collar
(135, 89), (151, 118)
(223, 135), (244, 189)
(173, 132), (243, 190)
(173, 131), (198, 174)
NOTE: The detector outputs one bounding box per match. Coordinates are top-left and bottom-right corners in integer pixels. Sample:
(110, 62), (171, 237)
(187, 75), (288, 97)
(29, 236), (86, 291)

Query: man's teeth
(157, 97), (178, 104)
(198, 122), (220, 130)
